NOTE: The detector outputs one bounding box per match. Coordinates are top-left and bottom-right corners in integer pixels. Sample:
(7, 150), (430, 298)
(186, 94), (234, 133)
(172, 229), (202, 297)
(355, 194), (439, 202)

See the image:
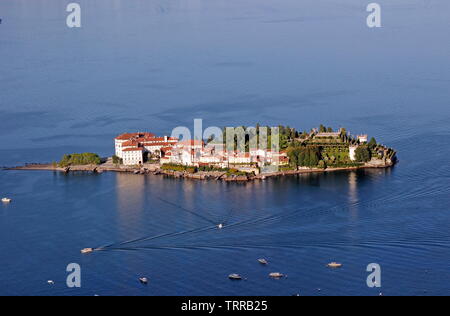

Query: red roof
(122, 140), (140, 147)
(122, 147), (144, 152)
(144, 142), (174, 148)
(115, 132), (155, 141)
(146, 137), (166, 142)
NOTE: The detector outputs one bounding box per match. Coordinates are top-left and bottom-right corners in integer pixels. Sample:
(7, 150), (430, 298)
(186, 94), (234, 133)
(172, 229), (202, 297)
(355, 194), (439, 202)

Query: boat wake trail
(93, 180), (449, 254)
(101, 234), (450, 253)
(95, 198), (234, 251)
(156, 197), (219, 226)
(97, 225), (217, 251)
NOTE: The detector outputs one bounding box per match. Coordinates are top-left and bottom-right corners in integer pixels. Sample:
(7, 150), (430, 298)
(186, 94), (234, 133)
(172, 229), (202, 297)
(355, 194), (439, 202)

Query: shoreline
(3, 160), (395, 182)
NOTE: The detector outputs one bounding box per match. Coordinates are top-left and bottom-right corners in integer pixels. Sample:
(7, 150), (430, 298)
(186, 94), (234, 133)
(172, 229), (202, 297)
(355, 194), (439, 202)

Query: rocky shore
(4, 158), (395, 182)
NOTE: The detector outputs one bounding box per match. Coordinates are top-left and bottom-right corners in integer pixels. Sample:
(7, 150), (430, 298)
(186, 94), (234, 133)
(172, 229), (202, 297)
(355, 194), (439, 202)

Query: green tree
(309, 149), (319, 167)
(318, 160), (326, 169)
(319, 124), (326, 133)
(112, 155), (122, 165)
(59, 153), (101, 167)
(355, 146), (371, 162)
(368, 137), (377, 149)
(288, 148), (299, 167)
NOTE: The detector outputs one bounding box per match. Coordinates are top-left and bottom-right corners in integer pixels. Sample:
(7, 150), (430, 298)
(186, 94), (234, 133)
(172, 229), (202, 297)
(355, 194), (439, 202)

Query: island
(6, 125), (397, 182)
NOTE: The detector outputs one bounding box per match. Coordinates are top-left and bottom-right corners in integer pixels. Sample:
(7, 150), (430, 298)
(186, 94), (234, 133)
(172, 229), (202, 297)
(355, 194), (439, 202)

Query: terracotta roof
(122, 140), (140, 147)
(122, 147), (144, 152)
(115, 132), (155, 140)
(146, 137), (166, 142)
(144, 142), (173, 147)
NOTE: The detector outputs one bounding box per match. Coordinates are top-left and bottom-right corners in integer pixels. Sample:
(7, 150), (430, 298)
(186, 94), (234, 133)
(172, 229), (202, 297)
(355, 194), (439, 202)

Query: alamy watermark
(366, 263), (382, 288)
(65, 3), (381, 29)
(367, 3), (382, 28)
(66, 3), (81, 28)
(66, 263), (81, 288)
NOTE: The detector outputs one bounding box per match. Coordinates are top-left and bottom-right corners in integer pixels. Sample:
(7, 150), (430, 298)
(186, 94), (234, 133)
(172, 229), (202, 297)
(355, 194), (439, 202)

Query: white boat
(139, 277), (149, 284)
(81, 248), (94, 254)
(269, 272), (285, 279)
(258, 259), (269, 265)
(327, 262), (343, 268)
(1, 198), (12, 203)
(228, 274), (242, 280)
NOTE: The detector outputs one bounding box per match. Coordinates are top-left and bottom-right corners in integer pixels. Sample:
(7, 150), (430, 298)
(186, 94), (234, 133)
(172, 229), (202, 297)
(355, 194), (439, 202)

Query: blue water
(0, 0), (449, 296)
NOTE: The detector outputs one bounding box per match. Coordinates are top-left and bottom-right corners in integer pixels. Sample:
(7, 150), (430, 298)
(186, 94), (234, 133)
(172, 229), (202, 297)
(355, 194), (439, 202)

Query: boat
(327, 262), (343, 268)
(269, 272), (285, 279)
(1, 198), (12, 203)
(139, 277), (149, 284)
(228, 274), (242, 280)
(258, 259), (268, 265)
(47, 280), (55, 285)
(81, 248), (94, 254)
(218, 224), (224, 229)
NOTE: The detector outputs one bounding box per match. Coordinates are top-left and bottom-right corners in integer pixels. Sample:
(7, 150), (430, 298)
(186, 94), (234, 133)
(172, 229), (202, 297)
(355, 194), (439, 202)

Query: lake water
(0, 0), (449, 296)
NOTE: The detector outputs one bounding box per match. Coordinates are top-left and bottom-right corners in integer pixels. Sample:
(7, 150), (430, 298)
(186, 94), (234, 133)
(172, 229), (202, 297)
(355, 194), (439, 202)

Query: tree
(59, 153), (101, 167)
(319, 124), (327, 133)
(368, 137), (377, 149)
(309, 149), (319, 167)
(287, 148), (299, 167)
(298, 149), (306, 166)
(355, 146), (371, 162)
(112, 155), (120, 164)
(318, 160), (326, 169)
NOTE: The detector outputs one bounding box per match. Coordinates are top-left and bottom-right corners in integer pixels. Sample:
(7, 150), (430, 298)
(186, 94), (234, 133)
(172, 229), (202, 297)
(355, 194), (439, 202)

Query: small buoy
(218, 224), (224, 229)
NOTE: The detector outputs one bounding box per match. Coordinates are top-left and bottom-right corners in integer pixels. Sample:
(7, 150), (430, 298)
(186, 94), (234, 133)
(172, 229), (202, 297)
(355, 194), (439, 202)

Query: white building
(358, 135), (368, 143)
(115, 132), (154, 158)
(115, 132), (178, 161)
(349, 145), (359, 161)
(228, 153), (252, 165)
(122, 148), (144, 166)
